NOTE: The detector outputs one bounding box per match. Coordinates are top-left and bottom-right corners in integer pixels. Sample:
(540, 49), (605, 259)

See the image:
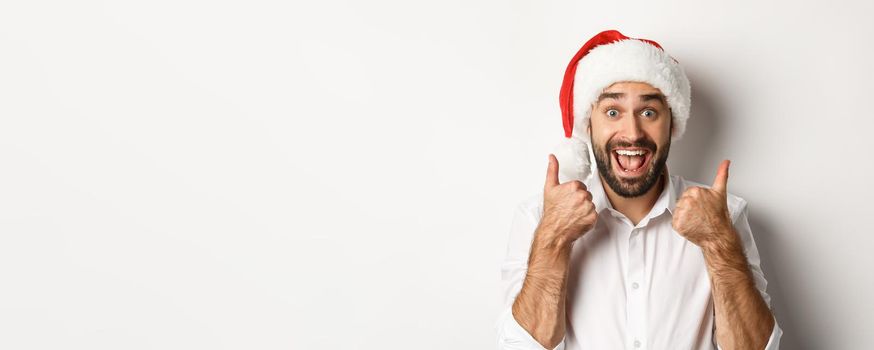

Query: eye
(606, 109), (619, 118)
(641, 109), (657, 118)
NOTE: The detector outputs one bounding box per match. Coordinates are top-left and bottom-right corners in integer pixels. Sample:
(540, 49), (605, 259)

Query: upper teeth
(616, 150), (647, 156)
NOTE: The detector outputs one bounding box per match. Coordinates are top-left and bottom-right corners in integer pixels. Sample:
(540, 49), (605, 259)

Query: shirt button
(634, 339), (642, 348)
(632, 282), (639, 289)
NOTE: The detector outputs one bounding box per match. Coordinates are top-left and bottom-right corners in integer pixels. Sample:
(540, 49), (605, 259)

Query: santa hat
(553, 30), (691, 183)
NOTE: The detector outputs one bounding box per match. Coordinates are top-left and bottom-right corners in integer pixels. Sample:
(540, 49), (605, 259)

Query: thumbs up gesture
(671, 160), (735, 249)
(538, 154), (598, 247)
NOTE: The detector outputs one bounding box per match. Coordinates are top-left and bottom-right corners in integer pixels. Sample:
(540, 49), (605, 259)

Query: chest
(563, 214), (716, 348)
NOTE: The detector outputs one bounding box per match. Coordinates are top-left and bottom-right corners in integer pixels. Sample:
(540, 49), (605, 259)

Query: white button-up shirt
(496, 168), (782, 349)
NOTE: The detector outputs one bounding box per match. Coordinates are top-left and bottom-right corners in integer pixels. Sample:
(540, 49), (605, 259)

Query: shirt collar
(586, 166), (680, 220)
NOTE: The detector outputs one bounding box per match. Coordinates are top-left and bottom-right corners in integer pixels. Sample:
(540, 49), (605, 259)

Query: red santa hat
(553, 30), (691, 183)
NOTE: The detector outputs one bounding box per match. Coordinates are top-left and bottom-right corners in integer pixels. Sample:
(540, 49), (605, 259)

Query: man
(495, 30), (782, 349)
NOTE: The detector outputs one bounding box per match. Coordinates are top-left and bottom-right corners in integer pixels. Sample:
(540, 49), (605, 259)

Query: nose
(616, 112), (645, 141)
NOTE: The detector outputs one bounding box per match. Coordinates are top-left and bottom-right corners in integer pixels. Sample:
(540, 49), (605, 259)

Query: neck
(600, 169), (668, 226)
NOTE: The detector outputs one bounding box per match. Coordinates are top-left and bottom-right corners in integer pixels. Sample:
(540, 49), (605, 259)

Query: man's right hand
(509, 153), (596, 349)
(539, 153), (598, 247)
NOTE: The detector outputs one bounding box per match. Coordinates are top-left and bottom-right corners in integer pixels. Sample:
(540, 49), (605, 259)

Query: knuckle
(572, 195), (585, 205)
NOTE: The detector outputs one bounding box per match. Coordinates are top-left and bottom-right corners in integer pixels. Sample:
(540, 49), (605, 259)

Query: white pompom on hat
(553, 30), (691, 183)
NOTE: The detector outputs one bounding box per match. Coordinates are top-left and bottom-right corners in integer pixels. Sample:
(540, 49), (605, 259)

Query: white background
(1, 0), (872, 349)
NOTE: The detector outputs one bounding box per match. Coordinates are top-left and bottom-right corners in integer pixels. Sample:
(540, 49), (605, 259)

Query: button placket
(626, 228), (646, 349)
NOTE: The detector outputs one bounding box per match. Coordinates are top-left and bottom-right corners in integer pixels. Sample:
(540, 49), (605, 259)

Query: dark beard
(593, 137), (670, 198)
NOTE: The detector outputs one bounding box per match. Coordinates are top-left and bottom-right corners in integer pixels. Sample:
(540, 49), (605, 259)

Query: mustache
(608, 139), (657, 152)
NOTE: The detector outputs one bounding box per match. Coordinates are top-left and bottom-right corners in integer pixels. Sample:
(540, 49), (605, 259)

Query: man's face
(588, 81), (673, 198)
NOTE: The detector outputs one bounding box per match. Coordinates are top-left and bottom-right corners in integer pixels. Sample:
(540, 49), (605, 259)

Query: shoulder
(675, 176), (749, 223)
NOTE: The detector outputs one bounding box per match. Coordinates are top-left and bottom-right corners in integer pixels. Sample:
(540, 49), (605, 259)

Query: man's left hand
(672, 160), (736, 249)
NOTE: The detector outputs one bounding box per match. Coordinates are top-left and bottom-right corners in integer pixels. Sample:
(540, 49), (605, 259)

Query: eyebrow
(640, 93), (667, 104)
(597, 92), (625, 103)
(596, 92), (667, 105)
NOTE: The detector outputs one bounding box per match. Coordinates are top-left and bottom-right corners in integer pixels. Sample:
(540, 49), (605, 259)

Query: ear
(668, 108), (674, 134)
(588, 103), (596, 136)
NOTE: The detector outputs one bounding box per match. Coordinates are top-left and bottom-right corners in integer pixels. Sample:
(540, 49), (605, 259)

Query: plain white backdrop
(1, 0), (872, 349)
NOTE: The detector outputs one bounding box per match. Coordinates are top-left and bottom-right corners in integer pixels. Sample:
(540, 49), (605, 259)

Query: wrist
(700, 227), (750, 276)
(527, 226), (574, 274)
(533, 224), (574, 252)
(701, 225), (742, 255)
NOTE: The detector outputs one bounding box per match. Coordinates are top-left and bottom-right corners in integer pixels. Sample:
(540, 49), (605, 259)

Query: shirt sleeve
(715, 200), (783, 349)
(495, 197), (566, 350)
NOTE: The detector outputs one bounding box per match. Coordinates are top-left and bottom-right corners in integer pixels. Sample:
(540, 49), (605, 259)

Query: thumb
(711, 159), (730, 194)
(545, 154), (560, 189)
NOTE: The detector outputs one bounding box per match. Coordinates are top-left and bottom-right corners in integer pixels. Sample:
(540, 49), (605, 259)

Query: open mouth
(611, 148), (653, 177)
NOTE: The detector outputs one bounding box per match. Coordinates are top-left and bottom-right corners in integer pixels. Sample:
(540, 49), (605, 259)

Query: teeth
(615, 149), (647, 156)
